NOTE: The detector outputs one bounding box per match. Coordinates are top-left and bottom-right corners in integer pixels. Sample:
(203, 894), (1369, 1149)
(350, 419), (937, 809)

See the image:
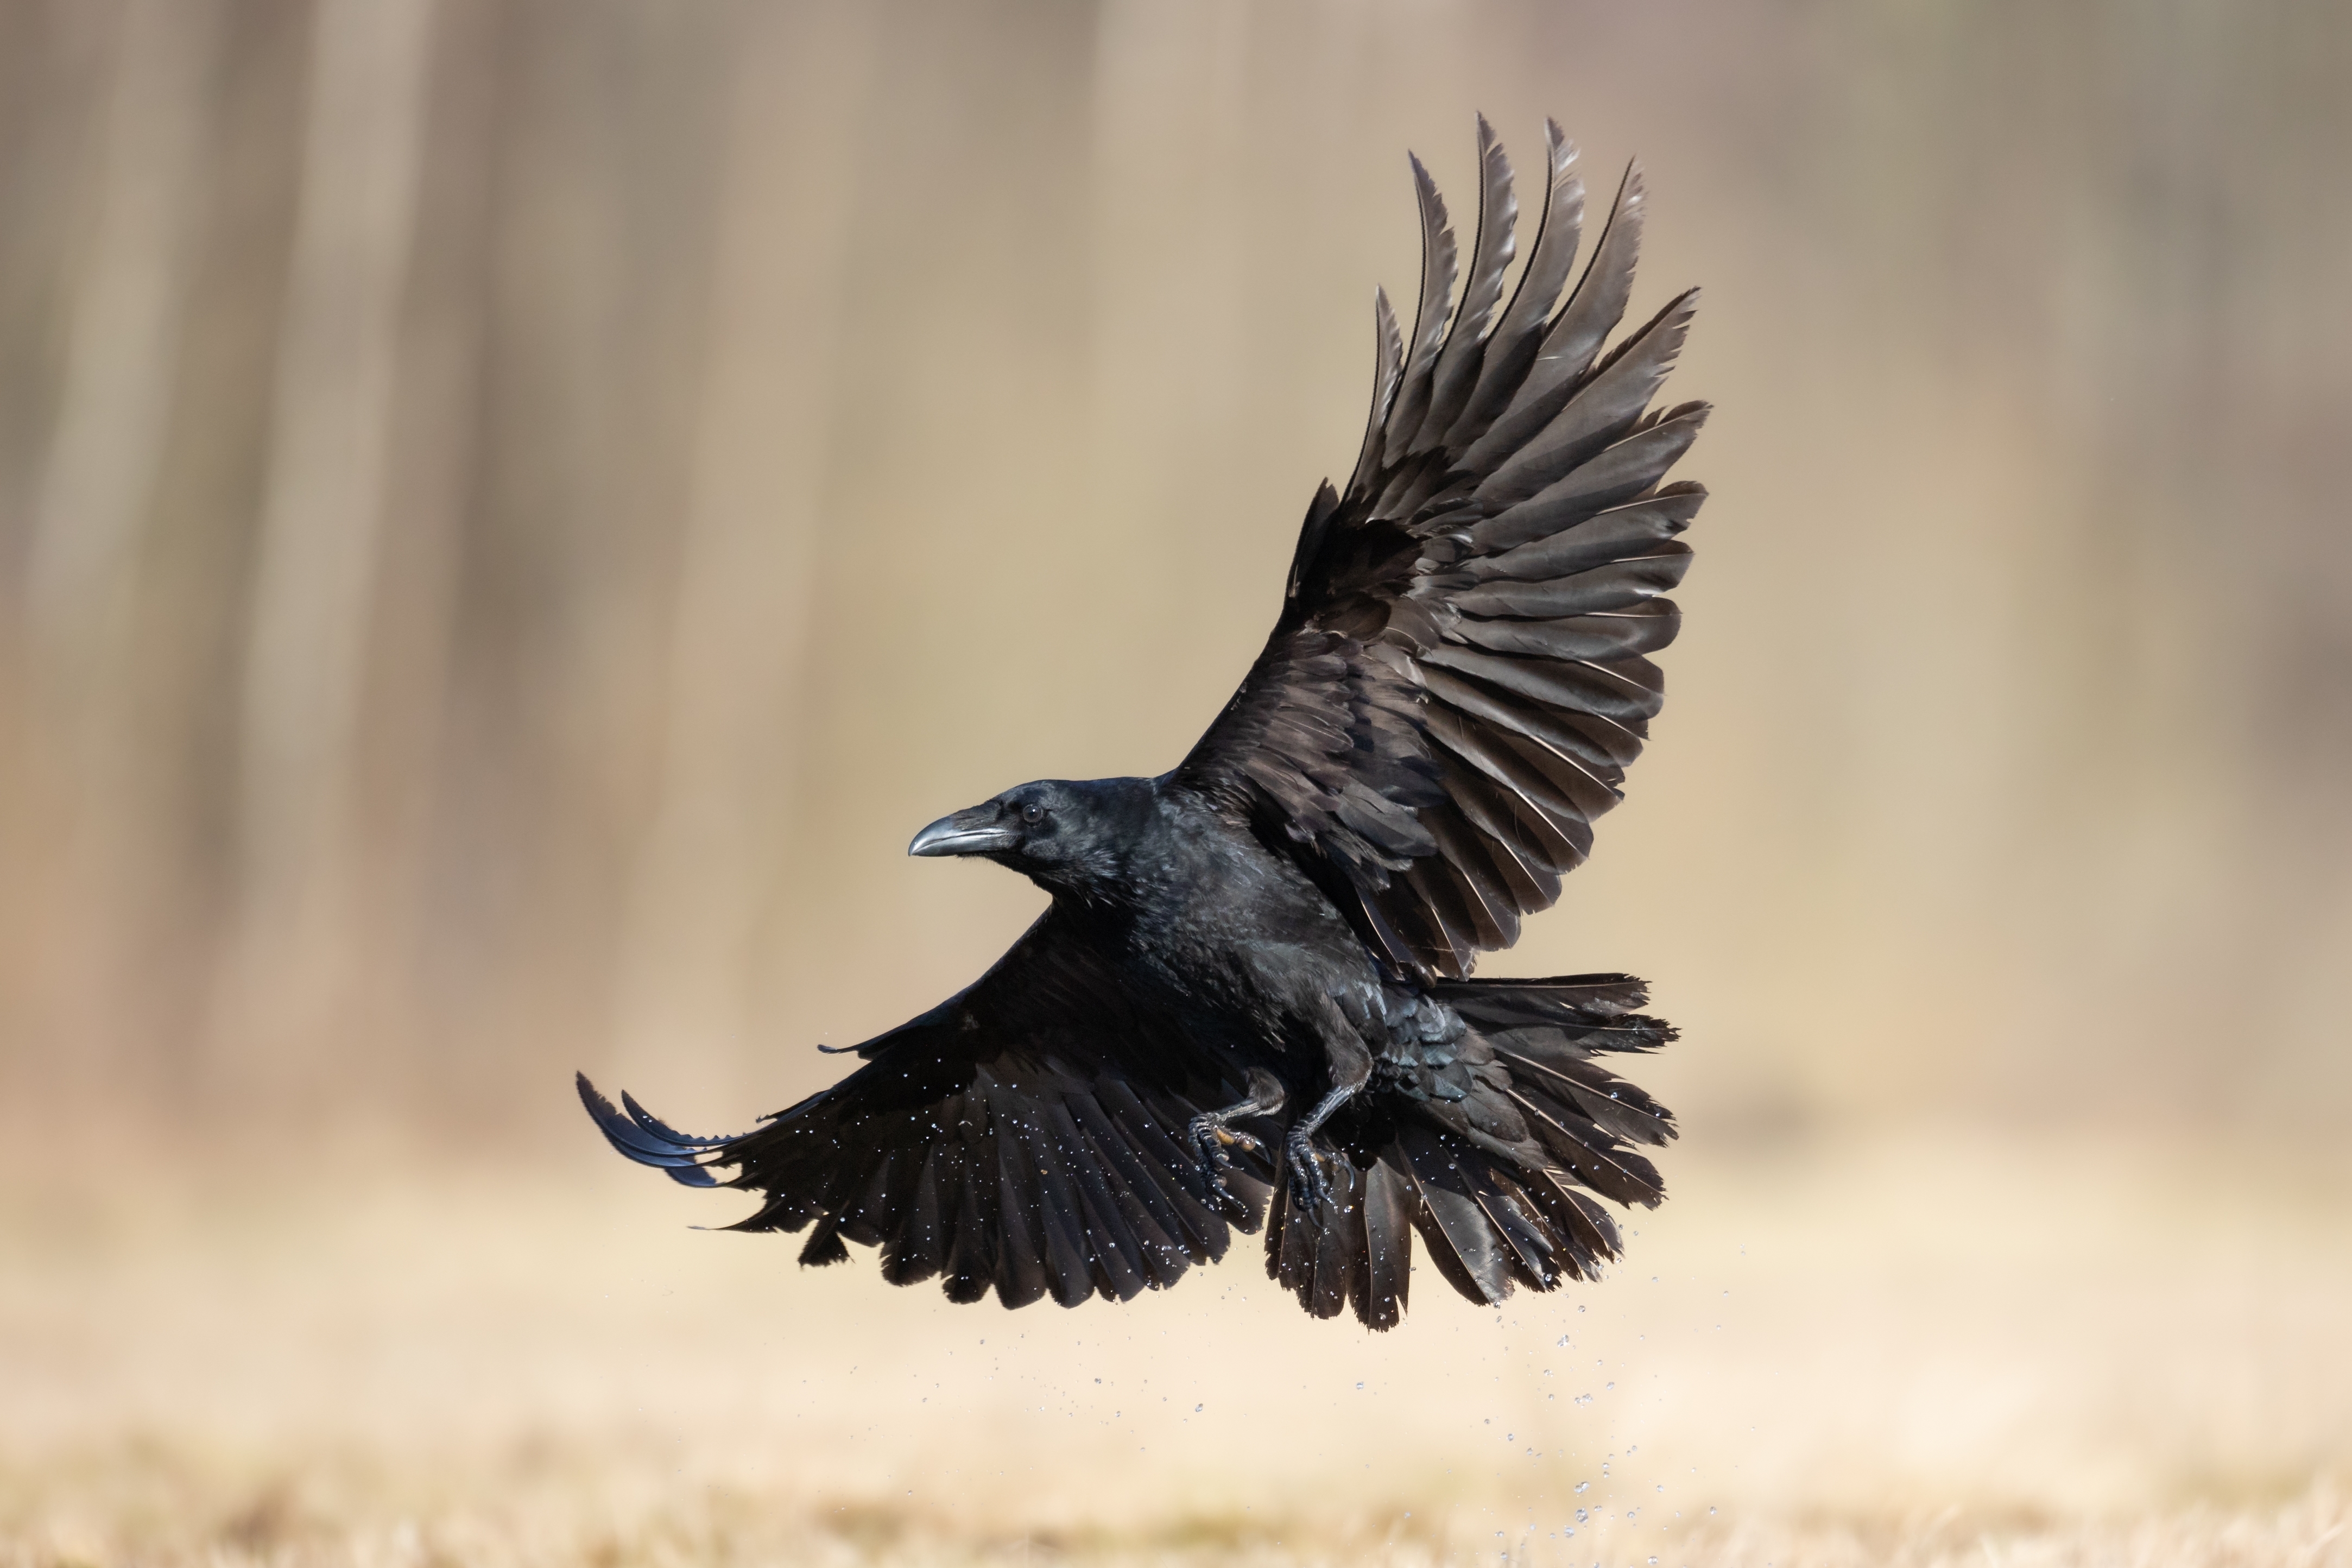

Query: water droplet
(1575, 1482), (1589, 1494)
(1193, 1403), (1203, 1412)
(1556, 1335), (1571, 1348)
(1355, 1381), (1365, 1389)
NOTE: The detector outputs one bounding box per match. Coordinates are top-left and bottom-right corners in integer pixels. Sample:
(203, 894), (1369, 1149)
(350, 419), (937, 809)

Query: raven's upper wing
(1174, 119), (1708, 981)
(580, 912), (1272, 1310)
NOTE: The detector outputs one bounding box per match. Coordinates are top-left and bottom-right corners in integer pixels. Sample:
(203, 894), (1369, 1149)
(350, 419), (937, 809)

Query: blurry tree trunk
(399, 0), (736, 1131)
(1088, 0), (1256, 590)
(15, 0), (220, 1095)
(25, 0), (214, 688)
(608, 1), (881, 1107)
(220, 0), (437, 1096)
(346, 0), (504, 1114)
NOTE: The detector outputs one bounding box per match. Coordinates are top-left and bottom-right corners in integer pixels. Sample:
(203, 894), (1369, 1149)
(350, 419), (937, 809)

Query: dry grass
(3, 1129), (2347, 1566)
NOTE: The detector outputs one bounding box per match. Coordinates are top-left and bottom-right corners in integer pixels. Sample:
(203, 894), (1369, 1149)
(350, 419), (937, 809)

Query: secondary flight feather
(581, 116), (1707, 1330)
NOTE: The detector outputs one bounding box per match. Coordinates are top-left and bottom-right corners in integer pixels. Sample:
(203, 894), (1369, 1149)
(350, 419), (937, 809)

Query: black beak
(908, 804), (1018, 858)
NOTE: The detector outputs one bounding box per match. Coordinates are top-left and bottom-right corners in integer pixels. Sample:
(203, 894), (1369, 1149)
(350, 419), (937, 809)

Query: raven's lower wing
(581, 914), (1272, 1310)
(1174, 118), (1707, 981)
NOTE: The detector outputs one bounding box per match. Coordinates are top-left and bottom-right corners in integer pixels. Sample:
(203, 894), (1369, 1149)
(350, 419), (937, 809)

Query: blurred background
(2, 1), (2349, 1564)
(5, 0), (2351, 1149)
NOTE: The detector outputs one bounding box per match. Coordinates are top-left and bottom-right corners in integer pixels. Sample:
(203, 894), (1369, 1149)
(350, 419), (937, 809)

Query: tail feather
(1493, 1042), (1676, 1145)
(1357, 1158), (1415, 1328)
(1433, 971), (1666, 1035)
(1263, 972), (1674, 1328)
(1519, 1166), (1620, 1272)
(1477, 1174), (1565, 1289)
(1396, 1120), (1513, 1305)
(1266, 1149), (1356, 1318)
(1506, 1083), (1666, 1207)
(1266, 1166), (1303, 1294)
(1311, 1169), (1363, 1318)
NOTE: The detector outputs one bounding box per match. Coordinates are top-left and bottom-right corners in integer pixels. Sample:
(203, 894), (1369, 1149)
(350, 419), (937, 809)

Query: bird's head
(907, 776), (1158, 901)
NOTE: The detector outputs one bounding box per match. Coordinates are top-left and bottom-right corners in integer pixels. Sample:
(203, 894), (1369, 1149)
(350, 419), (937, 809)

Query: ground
(2, 1127), (2346, 1566)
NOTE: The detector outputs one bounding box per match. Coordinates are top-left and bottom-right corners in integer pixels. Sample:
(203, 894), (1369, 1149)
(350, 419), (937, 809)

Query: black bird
(581, 117), (1705, 1330)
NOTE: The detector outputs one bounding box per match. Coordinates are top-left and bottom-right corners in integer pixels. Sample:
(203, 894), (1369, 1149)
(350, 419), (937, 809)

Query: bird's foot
(1284, 1127), (1341, 1212)
(1186, 1069), (1286, 1200)
(1186, 1114), (1264, 1196)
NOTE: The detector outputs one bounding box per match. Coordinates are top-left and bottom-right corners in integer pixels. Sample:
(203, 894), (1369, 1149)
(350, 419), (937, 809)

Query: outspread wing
(1177, 118), (1708, 981)
(580, 913), (1273, 1310)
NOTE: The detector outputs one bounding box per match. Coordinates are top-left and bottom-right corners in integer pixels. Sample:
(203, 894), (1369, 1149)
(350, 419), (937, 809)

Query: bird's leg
(1285, 1026), (1373, 1212)
(1186, 1067), (1286, 1194)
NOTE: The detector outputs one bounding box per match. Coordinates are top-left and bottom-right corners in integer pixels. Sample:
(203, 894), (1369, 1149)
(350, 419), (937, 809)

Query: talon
(1187, 1114), (1255, 1194)
(1187, 1072), (1287, 1197)
(1185, 1114), (1222, 1167)
(1285, 1129), (1336, 1211)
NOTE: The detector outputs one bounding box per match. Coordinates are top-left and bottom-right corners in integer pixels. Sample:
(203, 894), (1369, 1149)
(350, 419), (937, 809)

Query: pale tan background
(2, 2), (2349, 1564)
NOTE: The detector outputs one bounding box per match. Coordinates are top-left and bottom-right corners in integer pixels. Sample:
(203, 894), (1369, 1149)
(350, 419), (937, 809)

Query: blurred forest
(1, 0), (2347, 1156)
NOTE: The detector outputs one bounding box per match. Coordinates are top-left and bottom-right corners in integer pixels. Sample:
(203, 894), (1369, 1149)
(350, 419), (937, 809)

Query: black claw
(1285, 1129), (1335, 1211)
(1185, 1117), (1222, 1198)
(1185, 1115), (1216, 1165)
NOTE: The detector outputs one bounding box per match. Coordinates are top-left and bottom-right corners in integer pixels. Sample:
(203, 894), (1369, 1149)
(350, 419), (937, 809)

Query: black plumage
(581, 117), (1705, 1330)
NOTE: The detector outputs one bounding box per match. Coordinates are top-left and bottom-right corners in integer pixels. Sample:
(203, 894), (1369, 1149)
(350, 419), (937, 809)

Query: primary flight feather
(581, 116), (1706, 1330)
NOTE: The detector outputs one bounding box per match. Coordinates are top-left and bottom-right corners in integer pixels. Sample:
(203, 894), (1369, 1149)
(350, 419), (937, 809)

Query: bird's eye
(1020, 802), (1046, 825)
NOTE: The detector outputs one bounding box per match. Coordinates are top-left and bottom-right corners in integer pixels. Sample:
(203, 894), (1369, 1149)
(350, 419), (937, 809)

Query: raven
(581, 117), (1705, 1330)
